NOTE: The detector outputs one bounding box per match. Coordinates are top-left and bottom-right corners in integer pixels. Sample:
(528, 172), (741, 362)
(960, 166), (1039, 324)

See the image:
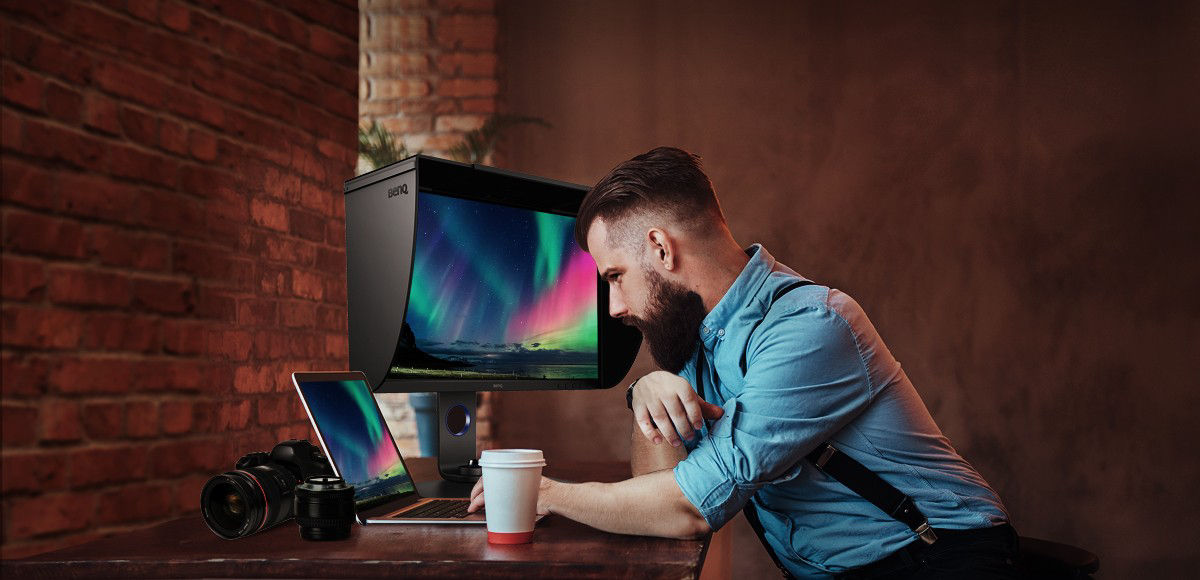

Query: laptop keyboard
(396, 499), (472, 519)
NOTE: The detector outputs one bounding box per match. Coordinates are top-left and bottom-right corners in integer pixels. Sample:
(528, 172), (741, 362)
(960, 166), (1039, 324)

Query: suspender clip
(914, 522), (938, 545)
(815, 444), (838, 469)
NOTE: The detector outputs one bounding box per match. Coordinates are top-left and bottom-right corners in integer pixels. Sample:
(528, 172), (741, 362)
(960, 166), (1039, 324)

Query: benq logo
(387, 184), (409, 198)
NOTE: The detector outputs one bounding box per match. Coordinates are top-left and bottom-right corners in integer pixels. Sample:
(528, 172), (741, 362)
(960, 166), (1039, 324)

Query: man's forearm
(543, 469), (710, 540)
(631, 422), (686, 476)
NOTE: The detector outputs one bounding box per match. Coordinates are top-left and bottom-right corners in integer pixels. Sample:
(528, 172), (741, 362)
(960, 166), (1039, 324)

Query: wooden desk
(1, 458), (714, 579)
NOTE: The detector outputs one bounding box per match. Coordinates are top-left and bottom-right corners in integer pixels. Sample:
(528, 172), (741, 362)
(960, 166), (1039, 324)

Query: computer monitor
(343, 155), (641, 484)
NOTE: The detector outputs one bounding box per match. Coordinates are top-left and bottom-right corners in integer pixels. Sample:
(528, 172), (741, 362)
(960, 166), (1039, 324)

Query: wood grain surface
(2, 458), (711, 579)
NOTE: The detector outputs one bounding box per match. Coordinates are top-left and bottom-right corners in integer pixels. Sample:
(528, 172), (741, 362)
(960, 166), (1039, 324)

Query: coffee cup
(478, 449), (546, 544)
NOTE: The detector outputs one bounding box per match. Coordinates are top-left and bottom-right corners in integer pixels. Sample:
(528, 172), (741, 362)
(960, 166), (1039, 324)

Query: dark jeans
(837, 524), (1024, 580)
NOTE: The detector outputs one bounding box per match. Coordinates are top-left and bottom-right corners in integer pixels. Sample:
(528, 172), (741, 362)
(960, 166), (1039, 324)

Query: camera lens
(294, 476), (356, 541)
(200, 464), (299, 539)
(206, 481), (249, 532)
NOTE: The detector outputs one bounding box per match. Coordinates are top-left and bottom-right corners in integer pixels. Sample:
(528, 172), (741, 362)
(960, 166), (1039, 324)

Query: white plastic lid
(478, 449), (546, 468)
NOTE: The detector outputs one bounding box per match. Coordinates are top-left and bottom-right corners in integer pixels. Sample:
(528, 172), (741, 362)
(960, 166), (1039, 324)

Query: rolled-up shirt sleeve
(673, 304), (874, 531)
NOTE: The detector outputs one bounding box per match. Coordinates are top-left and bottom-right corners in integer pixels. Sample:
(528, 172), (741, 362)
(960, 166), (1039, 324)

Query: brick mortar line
(0, 351), (346, 363)
(1, 14), (357, 128)
(243, 0), (359, 43)
(0, 1), (356, 57)
(0, 50), (352, 149)
(0, 305), (208, 319)
(0, 322), (349, 333)
(1, 113), (347, 209)
(86, 0), (360, 82)
(0, 415), (308, 433)
(0, 202), (348, 252)
(0, 326), (348, 347)
(0, 260), (347, 294)
(1, 82), (349, 188)
(1, 393), (236, 404)
(0, 254), (175, 278)
(0, 218), (180, 245)
(0, 247), (348, 284)
(0, 88), (235, 168)
(0, 346), (229, 359)
(0, 432), (235, 446)
(0, 336), (349, 350)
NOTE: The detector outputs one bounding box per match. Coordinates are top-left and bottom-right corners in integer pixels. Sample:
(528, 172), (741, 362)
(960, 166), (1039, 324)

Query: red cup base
(487, 531), (534, 544)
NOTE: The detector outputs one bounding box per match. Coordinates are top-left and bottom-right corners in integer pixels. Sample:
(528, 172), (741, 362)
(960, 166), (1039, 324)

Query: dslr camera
(200, 440), (333, 539)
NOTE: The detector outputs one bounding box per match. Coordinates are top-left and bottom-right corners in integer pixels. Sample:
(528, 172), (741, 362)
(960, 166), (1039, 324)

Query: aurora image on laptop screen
(296, 379), (414, 506)
(389, 192), (599, 381)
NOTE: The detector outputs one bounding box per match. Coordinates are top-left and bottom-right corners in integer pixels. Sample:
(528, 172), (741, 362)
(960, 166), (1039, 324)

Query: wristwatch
(625, 378), (640, 410)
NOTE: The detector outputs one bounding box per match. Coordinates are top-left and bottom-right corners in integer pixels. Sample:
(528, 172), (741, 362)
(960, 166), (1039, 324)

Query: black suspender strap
(737, 278), (937, 578)
(740, 443), (938, 580)
(804, 443), (938, 546)
(742, 499), (795, 578)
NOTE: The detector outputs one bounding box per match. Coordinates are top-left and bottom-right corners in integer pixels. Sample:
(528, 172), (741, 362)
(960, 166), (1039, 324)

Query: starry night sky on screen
(396, 192), (598, 380)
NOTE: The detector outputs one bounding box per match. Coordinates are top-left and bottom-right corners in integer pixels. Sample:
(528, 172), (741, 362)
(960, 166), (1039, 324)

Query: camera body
(234, 440), (332, 485)
(201, 440), (333, 539)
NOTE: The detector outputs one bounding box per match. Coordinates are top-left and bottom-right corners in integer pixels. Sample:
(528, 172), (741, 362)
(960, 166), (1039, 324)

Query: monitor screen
(388, 191), (599, 381)
(295, 379), (415, 507)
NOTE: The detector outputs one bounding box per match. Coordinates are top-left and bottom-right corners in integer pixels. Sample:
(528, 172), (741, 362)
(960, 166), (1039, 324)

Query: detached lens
(294, 476), (356, 541)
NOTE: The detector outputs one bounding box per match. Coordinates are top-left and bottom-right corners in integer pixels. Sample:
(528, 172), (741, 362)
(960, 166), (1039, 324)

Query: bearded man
(469, 147), (1021, 579)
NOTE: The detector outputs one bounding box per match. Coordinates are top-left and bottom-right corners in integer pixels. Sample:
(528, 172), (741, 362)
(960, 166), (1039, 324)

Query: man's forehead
(585, 218), (630, 272)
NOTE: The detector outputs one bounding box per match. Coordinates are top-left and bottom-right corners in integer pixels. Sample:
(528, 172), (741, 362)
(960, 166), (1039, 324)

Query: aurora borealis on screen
(390, 192), (598, 380)
(297, 380), (414, 506)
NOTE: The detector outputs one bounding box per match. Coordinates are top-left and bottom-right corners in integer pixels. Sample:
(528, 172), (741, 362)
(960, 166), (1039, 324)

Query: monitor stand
(415, 391), (481, 499)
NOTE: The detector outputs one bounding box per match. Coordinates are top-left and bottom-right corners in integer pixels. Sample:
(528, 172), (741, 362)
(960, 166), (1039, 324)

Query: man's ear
(646, 228), (675, 271)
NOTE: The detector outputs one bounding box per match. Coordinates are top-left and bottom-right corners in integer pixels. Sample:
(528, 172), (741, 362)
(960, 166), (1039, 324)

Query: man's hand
(467, 474), (553, 516)
(631, 371), (724, 447)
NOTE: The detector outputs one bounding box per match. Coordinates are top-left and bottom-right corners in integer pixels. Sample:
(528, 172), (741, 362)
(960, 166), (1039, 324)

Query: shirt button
(717, 329), (725, 337)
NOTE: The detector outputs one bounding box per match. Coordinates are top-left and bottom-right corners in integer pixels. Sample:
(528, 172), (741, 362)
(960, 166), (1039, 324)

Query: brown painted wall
(491, 1), (1200, 576)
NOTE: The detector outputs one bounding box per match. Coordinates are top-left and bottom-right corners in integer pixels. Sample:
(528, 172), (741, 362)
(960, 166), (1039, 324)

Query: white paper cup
(479, 449), (546, 544)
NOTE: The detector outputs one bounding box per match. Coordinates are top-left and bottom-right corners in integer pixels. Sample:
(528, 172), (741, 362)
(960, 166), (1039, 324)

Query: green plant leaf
(358, 120), (411, 170)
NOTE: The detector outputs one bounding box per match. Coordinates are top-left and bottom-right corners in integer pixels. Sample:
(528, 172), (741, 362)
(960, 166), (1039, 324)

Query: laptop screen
(295, 378), (416, 507)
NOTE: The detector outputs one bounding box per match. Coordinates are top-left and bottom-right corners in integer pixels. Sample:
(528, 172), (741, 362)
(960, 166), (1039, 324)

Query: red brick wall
(1, 0), (359, 558)
(359, 0), (499, 449)
(359, 0), (497, 159)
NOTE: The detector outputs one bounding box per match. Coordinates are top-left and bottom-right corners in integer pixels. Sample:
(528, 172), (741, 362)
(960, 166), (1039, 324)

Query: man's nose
(609, 293), (629, 319)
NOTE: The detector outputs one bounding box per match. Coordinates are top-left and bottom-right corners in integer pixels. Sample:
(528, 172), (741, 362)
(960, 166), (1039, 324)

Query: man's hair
(574, 147), (725, 252)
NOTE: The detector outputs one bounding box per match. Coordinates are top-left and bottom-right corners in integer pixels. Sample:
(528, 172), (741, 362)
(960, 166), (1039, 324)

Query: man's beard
(624, 267), (708, 374)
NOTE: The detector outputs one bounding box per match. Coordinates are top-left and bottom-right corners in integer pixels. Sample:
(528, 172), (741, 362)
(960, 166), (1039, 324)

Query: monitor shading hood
(343, 155), (641, 393)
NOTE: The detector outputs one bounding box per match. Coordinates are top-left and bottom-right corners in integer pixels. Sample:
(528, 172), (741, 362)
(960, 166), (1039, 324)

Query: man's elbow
(669, 511), (712, 540)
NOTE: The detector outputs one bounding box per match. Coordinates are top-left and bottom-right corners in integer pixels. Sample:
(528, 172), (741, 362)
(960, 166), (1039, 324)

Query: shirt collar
(699, 243), (776, 350)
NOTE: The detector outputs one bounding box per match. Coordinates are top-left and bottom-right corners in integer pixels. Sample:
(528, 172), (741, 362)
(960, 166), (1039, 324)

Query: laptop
(293, 371), (506, 525)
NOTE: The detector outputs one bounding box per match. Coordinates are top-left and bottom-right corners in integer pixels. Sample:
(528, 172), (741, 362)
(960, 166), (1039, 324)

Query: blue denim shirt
(673, 245), (1009, 577)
